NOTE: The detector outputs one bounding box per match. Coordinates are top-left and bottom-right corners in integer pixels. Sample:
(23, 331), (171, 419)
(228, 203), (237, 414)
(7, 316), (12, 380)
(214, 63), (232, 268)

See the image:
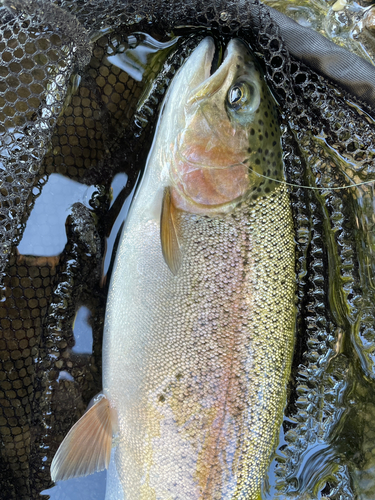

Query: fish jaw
(159, 36), (216, 157)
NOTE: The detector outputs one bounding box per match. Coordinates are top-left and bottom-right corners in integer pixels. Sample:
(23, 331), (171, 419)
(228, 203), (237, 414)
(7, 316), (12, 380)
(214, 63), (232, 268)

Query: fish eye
(228, 85), (245, 107)
(226, 81), (259, 114)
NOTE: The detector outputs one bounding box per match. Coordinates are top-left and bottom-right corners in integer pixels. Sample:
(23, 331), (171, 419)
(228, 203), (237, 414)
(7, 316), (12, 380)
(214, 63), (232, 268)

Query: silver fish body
(103, 37), (296, 499)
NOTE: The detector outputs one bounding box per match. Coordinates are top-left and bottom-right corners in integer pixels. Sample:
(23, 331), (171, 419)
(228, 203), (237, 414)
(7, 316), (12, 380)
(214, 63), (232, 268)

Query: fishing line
(245, 164), (375, 191)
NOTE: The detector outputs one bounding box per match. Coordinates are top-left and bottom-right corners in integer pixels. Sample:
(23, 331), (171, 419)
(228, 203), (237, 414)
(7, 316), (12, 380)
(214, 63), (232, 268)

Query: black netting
(0, 0), (91, 284)
(1, 0), (375, 498)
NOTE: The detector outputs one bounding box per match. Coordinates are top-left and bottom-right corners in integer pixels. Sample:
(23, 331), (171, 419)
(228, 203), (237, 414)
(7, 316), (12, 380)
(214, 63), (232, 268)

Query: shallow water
(18, 174), (97, 257)
(263, 0), (375, 63)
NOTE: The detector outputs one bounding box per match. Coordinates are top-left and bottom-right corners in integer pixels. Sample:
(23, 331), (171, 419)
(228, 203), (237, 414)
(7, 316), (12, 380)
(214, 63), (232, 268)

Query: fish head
(170, 38), (284, 214)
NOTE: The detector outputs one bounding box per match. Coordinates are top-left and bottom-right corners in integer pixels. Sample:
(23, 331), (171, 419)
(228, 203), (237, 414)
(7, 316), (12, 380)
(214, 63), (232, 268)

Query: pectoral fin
(51, 394), (114, 482)
(160, 187), (182, 275)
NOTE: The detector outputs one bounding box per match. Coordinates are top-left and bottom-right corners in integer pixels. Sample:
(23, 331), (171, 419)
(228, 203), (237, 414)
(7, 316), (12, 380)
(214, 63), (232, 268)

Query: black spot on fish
(265, 149), (269, 155)
(248, 147), (252, 153)
(258, 119), (264, 126)
(265, 187), (270, 193)
(272, 161), (276, 167)
(272, 141), (276, 146)
(258, 148), (262, 154)
(255, 158), (260, 165)
(265, 111), (268, 118)
(250, 128), (255, 136)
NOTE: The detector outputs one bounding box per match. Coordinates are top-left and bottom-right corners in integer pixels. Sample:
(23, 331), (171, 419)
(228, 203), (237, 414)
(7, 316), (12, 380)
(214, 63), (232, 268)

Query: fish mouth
(209, 41), (223, 76)
(188, 38), (250, 104)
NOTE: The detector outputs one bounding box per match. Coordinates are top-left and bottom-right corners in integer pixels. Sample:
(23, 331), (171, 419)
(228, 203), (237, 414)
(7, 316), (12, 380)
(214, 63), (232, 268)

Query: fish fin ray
(50, 395), (113, 482)
(160, 186), (182, 275)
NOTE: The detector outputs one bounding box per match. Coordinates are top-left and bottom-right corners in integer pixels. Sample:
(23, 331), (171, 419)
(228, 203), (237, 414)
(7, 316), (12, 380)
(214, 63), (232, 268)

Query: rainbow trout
(51, 37), (296, 499)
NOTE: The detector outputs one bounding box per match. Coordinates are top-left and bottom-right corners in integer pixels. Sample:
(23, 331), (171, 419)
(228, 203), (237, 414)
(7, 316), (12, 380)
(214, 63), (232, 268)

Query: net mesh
(0, 0), (375, 498)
